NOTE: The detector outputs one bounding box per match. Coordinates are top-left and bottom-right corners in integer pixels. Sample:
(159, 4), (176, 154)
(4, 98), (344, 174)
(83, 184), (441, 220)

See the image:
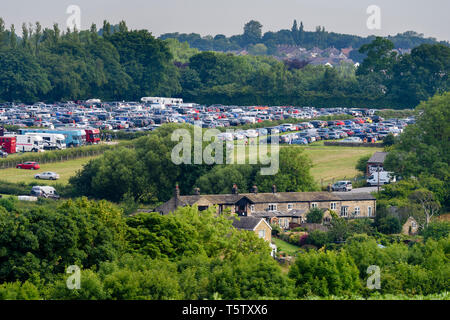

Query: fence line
(324, 141), (384, 148)
(0, 143), (134, 170)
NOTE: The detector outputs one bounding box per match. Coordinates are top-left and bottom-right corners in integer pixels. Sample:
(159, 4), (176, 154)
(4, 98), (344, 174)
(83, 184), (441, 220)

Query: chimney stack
(272, 184), (277, 194)
(174, 184), (180, 198)
(232, 184), (238, 195)
(193, 187), (200, 195)
(252, 185), (258, 194)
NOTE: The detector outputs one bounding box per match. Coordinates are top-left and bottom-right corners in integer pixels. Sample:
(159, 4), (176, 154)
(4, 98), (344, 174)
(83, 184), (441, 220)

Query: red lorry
(85, 129), (101, 144)
(0, 136), (16, 154)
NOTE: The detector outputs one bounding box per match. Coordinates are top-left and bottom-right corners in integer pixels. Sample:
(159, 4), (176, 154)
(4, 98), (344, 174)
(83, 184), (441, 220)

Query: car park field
(234, 140), (383, 185)
(0, 155), (99, 185)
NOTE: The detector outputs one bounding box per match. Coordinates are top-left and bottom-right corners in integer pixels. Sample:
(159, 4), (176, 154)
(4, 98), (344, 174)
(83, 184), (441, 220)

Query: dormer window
(268, 204), (277, 211)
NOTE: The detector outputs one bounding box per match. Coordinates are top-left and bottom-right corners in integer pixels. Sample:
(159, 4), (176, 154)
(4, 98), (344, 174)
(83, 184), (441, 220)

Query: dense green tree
(289, 249), (361, 297)
(306, 207), (324, 223)
(243, 20), (263, 45)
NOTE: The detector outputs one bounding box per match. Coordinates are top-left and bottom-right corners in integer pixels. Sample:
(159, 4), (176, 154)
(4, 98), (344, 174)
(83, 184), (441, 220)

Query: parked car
(34, 171), (60, 180)
(0, 150), (7, 158)
(16, 162), (40, 170)
(341, 137), (363, 143)
(332, 180), (353, 192)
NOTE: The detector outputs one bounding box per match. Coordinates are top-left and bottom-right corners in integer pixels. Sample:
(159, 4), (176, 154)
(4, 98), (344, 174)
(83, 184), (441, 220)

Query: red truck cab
(85, 129), (100, 144)
(0, 136), (16, 154)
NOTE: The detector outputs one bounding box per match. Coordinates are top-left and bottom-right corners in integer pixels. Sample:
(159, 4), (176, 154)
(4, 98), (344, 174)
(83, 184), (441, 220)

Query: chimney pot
(194, 187), (200, 195)
(272, 184), (277, 194)
(232, 184), (238, 195)
(252, 185), (258, 194)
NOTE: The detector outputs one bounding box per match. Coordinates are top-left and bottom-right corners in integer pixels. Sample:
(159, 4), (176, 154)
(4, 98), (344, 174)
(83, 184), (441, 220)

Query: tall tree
(243, 20), (263, 45)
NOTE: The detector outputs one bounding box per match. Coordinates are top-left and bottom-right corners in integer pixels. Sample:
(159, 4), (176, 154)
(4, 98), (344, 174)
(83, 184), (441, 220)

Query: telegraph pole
(377, 164), (380, 193)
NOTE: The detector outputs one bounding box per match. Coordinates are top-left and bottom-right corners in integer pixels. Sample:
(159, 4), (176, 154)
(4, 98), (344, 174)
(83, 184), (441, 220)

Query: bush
(289, 249), (361, 297)
(377, 216), (402, 234)
(305, 230), (330, 248)
(422, 221), (450, 241)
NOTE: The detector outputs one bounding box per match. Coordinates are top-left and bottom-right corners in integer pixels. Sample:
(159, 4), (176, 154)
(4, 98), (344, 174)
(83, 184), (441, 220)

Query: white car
(342, 137), (363, 143)
(34, 171), (60, 180)
(332, 180), (353, 192)
(245, 129), (259, 138)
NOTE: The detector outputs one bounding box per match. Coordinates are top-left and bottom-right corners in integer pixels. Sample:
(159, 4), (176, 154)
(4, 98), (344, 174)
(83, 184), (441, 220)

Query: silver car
(34, 171), (60, 180)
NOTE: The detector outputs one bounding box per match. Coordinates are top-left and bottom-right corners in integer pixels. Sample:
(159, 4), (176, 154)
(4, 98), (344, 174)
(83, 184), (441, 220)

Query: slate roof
(154, 191), (375, 215)
(251, 209), (307, 218)
(368, 152), (388, 164)
(231, 216), (267, 231)
(334, 193), (377, 201)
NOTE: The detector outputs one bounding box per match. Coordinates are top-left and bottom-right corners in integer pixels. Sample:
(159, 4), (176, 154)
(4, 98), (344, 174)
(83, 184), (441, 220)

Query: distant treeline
(160, 20), (449, 58)
(0, 19), (449, 108)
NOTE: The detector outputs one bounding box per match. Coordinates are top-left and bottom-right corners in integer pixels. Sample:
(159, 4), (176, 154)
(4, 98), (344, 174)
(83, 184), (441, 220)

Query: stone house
(154, 185), (376, 230)
(231, 216), (272, 242)
(402, 216), (419, 235)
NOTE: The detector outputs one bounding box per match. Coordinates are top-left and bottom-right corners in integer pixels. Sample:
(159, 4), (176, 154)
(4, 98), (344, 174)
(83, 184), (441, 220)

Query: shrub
(305, 230), (330, 248)
(306, 208), (324, 224)
(289, 249), (361, 297)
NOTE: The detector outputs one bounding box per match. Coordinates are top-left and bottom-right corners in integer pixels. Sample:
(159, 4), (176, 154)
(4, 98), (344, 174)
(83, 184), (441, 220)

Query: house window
(311, 203), (318, 208)
(268, 204), (277, 211)
(354, 207), (360, 216)
(287, 203), (293, 210)
(279, 218), (289, 229)
(368, 206), (373, 217)
(258, 229), (266, 239)
(250, 205), (255, 213)
(330, 202), (337, 210)
(341, 206), (348, 217)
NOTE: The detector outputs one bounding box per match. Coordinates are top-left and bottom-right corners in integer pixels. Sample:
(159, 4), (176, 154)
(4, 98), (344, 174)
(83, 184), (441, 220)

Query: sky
(1, 0), (449, 41)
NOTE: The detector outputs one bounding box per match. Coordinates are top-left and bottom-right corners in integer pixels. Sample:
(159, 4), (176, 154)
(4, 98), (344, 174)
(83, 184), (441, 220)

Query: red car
(16, 162), (40, 170)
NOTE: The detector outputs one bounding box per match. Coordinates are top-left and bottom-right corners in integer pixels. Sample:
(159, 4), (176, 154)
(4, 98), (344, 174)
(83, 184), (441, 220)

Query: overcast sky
(1, 0), (449, 41)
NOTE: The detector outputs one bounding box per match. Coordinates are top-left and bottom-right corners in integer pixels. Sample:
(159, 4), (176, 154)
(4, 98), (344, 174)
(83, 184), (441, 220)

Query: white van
(367, 171), (396, 186)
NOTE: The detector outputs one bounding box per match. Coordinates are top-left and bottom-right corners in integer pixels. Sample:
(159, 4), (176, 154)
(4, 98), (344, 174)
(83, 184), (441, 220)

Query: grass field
(0, 156), (99, 185)
(303, 144), (383, 185)
(233, 141), (383, 185)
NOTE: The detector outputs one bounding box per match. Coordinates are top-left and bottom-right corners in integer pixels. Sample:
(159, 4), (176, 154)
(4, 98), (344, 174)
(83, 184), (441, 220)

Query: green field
(234, 141), (383, 185)
(272, 237), (301, 256)
(0, 156), (99, 185)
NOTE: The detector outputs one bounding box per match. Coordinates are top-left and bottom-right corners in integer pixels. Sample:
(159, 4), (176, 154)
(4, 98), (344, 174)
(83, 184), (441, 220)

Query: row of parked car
(0, 98), (379, 132)
(214, 117), (413, 145)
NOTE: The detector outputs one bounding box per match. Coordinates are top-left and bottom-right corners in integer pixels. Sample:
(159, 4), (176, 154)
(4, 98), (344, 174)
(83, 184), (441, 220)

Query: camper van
(24, 133), (66, 150)
(19, 129), (85, 147)
(6, 135), (44, 152)
(30, 186), (60, 199)
(367, 171), (396, 186)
